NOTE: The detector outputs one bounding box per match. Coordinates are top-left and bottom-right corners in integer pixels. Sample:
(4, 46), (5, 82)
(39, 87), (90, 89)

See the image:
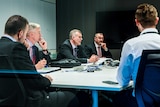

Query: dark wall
(56, 0), (160, 51)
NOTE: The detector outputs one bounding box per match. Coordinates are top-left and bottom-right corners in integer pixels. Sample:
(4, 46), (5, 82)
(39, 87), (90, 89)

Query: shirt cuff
(43, 49), (49, 55)
(104, 48), (108, 51)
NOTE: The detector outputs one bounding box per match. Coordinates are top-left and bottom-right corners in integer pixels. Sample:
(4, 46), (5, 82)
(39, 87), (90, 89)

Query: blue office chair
(135, 50), (160, 107)
(0, 55), (26, 107)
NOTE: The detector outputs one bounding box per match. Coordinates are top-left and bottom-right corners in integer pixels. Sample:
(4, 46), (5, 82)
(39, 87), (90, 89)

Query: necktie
(73, 48), (78, 57)
(32, 46), (36, 64)
(97, 46), (102, 57)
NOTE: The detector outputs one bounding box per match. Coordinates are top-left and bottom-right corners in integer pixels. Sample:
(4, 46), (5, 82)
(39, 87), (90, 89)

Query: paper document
(37, 67), (61, 74)
(95, 58), (112, 65)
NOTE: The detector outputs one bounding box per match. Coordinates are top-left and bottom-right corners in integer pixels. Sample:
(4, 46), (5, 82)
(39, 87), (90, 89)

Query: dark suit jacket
(56, 39), (88, 63)
(85, 42), (112, 58)
(32, 45), (51, 65)
(0, 37), (51, 107)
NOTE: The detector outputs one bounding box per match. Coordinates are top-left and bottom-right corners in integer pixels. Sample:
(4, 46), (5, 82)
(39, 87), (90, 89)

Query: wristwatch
(42, 49), (49, 55)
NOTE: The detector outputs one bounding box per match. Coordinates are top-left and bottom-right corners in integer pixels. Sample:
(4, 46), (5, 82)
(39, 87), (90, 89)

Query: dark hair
(135, 3), (158, 28)
(4, 15), (29, 36)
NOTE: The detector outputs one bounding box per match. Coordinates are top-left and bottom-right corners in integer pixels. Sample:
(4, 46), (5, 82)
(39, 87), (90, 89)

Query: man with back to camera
(112, 3), (160, 107)
(85, 33), (112, 58)
(26, 23), (51, 70)
(57, 29), (99, 63)
(0, 15), (80, 107)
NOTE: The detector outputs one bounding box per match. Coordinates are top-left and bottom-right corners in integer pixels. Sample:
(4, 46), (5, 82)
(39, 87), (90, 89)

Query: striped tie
(73, 48), (78, 57)
(97, 46), (102, 57)
(32, 46), (36, 64)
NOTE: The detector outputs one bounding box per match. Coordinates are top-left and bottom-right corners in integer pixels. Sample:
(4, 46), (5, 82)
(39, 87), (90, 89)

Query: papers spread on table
(94, 58), (113, 65)
(61, 58), (119, 72)
(37, 67), (61, 74)
(81, 58), (112, 66)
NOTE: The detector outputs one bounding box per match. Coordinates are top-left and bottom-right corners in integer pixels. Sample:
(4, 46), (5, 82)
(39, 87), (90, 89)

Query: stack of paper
(37, 67), (61, 74)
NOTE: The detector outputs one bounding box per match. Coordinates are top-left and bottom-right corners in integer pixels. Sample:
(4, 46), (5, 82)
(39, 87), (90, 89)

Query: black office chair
(135, 50), (160, 107)
(0, 55), (26, 107)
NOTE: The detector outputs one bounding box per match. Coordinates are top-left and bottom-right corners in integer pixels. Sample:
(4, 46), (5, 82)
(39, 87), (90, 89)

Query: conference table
(46, 64), (132, 107)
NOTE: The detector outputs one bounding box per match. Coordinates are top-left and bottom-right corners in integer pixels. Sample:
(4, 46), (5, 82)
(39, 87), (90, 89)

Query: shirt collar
(2, 34), (17, 42)
(94, 41), (100, 48)
(26, 39), (34, 49)
(140, 28), (158, 35)
(70, 41), (77, 49)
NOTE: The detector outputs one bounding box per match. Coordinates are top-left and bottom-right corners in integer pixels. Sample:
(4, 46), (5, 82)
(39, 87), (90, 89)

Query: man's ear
(155, 17), (159, 25)
(135, 19), (140, 27)
(18, 30), (24, 38)
(135, 19), (144, 32)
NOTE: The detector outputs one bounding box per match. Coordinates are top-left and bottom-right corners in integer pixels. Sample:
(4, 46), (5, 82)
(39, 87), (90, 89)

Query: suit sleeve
(77, 45), (88, 63)
(34, 46), (51, 65)
(39, 50), (51, 64)
(58, 44), (76, 59)
(12, 43), (51, 90)
(57, 44), (88, 63)
(84, 44), (96, 58)
(102, 49), (113, 58)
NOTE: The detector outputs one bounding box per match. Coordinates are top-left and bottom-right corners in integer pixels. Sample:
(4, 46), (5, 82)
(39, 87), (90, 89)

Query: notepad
(37, 67), (61, 74)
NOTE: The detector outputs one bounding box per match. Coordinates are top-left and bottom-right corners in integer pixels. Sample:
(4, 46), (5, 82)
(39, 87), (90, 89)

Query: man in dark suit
(26, 23), (51, 69)
(0, 15), (79, 107)
(57, 29), (99, 63)
(85, 33), (112, 58)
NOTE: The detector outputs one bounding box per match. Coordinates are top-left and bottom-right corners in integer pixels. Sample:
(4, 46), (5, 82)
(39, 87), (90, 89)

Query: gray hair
(28, 22), (40, 31)
(69, 29), (82, 39)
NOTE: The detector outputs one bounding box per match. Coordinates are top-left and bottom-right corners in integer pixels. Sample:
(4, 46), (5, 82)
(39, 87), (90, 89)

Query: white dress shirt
(94, 42), (102, 57)
(117, 28), (160, 96)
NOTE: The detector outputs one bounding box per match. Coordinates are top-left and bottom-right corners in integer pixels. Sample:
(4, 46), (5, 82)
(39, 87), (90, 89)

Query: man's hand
(35, 58), (47, 70)
(101, 43), (108, 51)
(44, 75), (53, 82)
(88, 54), (99, 63)
(38, 38), (47, 50)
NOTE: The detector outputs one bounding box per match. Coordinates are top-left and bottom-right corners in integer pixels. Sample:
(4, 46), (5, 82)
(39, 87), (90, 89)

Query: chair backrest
(135, 50), (160, 107)
(0, 55), (26, 107)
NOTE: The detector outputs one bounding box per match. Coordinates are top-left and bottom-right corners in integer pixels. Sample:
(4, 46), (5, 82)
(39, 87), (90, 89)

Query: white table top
(47, 65), (130, 91)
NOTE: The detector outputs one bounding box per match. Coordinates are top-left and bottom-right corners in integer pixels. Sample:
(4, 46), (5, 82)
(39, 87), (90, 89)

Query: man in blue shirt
(113, 3), (160, 107)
